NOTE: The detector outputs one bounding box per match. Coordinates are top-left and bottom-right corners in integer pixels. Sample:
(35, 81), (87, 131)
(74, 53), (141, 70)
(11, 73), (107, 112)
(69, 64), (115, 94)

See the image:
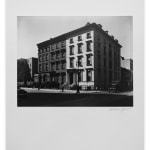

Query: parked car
(17, 89), (28, 98)
(108, 81), (121, 93)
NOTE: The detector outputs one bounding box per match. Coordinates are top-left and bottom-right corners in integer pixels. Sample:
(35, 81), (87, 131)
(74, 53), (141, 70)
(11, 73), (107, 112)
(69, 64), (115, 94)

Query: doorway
(69, 73), (73, 84)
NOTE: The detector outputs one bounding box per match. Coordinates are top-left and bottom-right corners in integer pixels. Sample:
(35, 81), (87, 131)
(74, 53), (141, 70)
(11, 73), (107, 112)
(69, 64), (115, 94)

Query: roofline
(28, 57), (38, 59)
(121, 58), (133, 61)
(37, 22), (122, 48)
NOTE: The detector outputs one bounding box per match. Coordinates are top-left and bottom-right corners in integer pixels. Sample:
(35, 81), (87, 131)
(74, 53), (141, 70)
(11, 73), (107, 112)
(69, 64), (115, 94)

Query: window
(70, 38), (73, 44)
(61, 41), (65, 47)
(77, 56), (83, 67)
(56, 62), (60, 70)
(78, 44), (82, 53)
(39, 64), (42, 72)
(51, 52), (55, 60)
(78, 35), (82, 41)
(70, 58), (74, 68)
(56, 43), (59, 49)
(87, 54), (92, 66)
(43, 48), (45, 53)
(87, 41), (92, 52)
(51, 63), (55, 71)
(62, 50), (65, 58)
(46, 63), (48, 71)
(47, 47), (50, 52)
(87, 32), (91, 39)
(61, 61), (66, 69)
(87, 70), (92, 81)
(51, 44), (55, 50)
(42, 63), (45, 72)
(42, 54), (45, 62)
(56, 51), (60, 59)
(70, 46), (74, 55)
(39, 55), (42, 62)
(46, 53), (48, 61)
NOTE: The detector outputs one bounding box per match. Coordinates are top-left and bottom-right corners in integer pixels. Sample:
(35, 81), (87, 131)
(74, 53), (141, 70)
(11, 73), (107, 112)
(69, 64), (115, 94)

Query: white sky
(17, 16), (133, 59)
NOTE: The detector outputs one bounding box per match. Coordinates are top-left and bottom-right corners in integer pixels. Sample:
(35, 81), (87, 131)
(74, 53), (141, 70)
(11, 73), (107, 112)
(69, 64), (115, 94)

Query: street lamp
(76, 59), (80, 94)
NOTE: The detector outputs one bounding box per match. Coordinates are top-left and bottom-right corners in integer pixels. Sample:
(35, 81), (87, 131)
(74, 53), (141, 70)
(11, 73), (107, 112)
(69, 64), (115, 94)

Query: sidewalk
(21, 87), (133, 96)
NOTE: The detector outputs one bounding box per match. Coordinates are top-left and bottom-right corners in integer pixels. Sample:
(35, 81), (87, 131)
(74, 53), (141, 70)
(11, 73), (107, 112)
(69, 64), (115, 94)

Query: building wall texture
(66, 30), (94, 89)
(121, 58), (133, 90)
(27, 57), (38, 79)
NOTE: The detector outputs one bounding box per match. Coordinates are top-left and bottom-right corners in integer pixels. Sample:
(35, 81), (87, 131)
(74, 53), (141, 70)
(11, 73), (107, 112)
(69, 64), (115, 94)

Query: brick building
(17, 57), (38, 83)
(37, 22), (122, 89)
(121, 58), (133, 90)
(27, 57), (38, 79)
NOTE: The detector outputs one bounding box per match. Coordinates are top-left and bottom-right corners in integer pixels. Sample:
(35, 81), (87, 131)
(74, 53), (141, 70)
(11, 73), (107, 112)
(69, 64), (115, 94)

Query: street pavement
(21, 87), (133, 96)
(18, 88), (133, 106)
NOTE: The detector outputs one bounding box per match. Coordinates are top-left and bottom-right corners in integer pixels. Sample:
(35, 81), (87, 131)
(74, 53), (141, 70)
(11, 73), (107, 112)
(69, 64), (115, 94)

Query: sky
(17, 16), (133, 59)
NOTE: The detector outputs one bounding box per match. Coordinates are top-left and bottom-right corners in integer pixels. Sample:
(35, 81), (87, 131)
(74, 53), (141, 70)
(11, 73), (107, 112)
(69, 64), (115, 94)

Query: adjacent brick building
(121, 58), (133, 90)
(27, 57), (38, 79)
(17, 57), (38, 83)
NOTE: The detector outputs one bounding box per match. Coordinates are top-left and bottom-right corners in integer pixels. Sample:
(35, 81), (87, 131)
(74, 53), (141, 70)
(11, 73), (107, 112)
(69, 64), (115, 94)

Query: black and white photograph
(6, 0), (144, 149)
(17, 16), (133, 107)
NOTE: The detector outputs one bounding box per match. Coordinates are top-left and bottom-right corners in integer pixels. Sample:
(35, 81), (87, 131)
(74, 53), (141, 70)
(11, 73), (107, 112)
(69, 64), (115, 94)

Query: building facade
(121, 58), (133, 90)
(17, 58), (31, 83)
(27, 57), (38, 79)
(37, 38), (66, 85)
(37, 22), (122, 89)
(17, 57), (38, 83)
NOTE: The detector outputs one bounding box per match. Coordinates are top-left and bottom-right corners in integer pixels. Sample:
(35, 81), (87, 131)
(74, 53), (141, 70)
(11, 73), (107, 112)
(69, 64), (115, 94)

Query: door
(70, 73), (73, 84)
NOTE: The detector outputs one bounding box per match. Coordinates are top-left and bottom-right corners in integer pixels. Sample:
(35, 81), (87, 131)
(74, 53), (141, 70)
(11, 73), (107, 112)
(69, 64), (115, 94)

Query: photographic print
(7, 0), (144, 149)
(17, 16), (133, 107)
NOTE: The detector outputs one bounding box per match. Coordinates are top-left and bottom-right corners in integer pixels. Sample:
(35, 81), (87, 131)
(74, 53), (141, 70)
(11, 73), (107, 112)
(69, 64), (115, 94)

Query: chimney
(98, 24), (102, 28)
(85, 22), (90, 26)
(111, 35), (114, 39)
(121, 56), (125, 60)
(115, 39), (118, 43)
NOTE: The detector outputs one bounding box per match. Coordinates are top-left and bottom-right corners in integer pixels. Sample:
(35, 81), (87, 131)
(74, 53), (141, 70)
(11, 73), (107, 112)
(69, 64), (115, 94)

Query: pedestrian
(38, 83), (40, 90)
(62, 86), (64, 92)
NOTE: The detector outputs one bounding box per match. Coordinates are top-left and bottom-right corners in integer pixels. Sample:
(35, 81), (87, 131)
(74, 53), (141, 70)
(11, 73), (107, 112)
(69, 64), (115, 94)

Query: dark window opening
(87, 54), (92, 66)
